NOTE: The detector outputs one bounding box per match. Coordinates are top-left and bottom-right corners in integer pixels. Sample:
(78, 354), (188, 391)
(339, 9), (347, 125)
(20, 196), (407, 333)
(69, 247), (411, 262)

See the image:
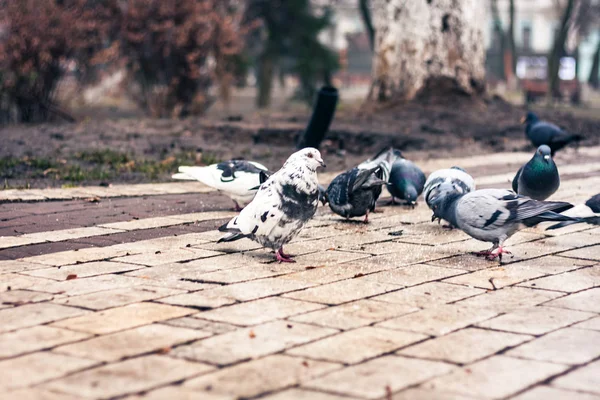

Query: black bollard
(296, 85), (339, 150)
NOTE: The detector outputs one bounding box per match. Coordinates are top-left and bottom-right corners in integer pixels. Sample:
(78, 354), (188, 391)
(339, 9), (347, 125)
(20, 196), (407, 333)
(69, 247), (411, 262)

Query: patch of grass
(75, 149), (130, 165)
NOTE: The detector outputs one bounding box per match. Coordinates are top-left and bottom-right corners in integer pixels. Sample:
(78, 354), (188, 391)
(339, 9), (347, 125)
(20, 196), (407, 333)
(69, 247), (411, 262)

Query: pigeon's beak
(317, 157), (326, 168)
(544, 155), (550, 161)
(520, 116), (526, 124)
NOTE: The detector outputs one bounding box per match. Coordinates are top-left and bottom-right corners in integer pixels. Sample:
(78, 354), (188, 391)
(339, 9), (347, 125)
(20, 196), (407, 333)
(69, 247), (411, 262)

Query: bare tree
(358, 0), (375, 51)
(490, 0), (506, 80)
(548, 0), (576, 99)
(508, 0), (517, 76)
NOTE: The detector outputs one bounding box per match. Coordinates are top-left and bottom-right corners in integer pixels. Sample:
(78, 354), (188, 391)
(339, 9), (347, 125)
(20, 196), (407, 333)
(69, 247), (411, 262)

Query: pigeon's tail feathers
(217, 217), (250, 242)
(363, 148), (398, 181)
(217, 232), (247, 243)
(171, 172), (197, 180)
(173, 165), (215, 186)
(522, 209), (578, 227)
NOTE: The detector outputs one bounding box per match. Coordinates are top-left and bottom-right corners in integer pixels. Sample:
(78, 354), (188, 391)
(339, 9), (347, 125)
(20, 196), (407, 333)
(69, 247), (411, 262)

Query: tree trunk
(508, 0), (517, 75)
(369, 0), (487, 103)
(588, 37), (600, 89)
(256, 52), (275, 109)
(548, 0), (575, 99)
(358, 0), (375, 51)
(491, 0), (506, 81)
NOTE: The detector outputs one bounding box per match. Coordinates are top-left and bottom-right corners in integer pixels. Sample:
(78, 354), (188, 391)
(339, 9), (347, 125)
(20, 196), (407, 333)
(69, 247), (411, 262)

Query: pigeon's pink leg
(363, 211), (369, 224)
(279, 246), (294, 259)
(232, 200), (243, 212)
(486, 246), (512, 262)
(473, 245), (497, 257)
(276, 248), (296, 263)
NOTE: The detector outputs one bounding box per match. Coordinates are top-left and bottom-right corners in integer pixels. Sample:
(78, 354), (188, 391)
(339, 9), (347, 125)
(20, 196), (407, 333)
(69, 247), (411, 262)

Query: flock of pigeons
(173, 111), (599, 263)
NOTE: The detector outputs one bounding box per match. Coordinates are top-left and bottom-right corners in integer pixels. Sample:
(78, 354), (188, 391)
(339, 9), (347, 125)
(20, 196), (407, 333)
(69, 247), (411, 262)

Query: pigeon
(217, 148), (325, 263)
(387, 158), (426, 206)
(325, 148), (399, 223)
(429, 188), (577, 261)
(423, 166), (476, 226)
(547, 193), (600, 230)
(512, 145), (560, 201)
(522, 112), (583, 155)
(260, 171), (327, 206)
(173, 160), (268, 211)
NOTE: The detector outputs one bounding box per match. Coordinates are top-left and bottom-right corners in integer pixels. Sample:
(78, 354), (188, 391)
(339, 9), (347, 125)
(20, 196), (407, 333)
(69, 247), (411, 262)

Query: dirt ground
(1, 96), (599, 189)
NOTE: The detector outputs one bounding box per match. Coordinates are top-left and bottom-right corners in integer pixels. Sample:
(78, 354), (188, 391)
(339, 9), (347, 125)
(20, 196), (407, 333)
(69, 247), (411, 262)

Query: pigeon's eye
(307, 153), (314, 159)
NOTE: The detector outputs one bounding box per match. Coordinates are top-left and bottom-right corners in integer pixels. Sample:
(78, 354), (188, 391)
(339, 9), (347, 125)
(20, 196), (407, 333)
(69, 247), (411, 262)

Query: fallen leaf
(287, 324), (293, 329)
(387, 230), (403, 236)
(249, 330), (256, 339)
(155, 251), (161, 254)
(66, 274), (78, 280)
(302, 361), (309, 367)
(353, 273), (364, 278)
(156, 347), (171, 354)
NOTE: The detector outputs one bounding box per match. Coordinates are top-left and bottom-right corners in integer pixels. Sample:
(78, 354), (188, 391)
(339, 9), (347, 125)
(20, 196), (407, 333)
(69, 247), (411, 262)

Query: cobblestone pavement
(1, 148), (600, 399)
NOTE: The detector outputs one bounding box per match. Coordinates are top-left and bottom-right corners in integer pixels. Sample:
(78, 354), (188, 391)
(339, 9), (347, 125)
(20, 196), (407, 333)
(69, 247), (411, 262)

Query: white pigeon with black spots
(217, 148), (325, 263)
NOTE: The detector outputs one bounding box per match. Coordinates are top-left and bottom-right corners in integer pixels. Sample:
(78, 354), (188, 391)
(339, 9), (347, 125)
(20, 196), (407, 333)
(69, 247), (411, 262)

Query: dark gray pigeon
(326, 148), (398, 223)
(424, 166), (475, 226)
(388, 158), (426, 206)
(522, 112), (583, 156)
(547, 193), (600, 230)
(429, 188), (576, 261)
(512, 145), (560, 201)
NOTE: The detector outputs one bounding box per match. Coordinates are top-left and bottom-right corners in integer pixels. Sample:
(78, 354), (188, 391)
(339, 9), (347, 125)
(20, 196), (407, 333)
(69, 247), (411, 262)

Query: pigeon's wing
(359, 148), (398, 181)
(512, 166), (522, 193)
(351, 167), (385, 192)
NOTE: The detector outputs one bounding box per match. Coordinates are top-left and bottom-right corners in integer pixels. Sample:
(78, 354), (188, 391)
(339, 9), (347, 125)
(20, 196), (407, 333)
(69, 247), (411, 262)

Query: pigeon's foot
(279, 247), (294, 259)
(473, 247), (495, 257)
(276, 248), (296, 263)
(441, 224), (454, 230)
(232, 200), (243, 212)
(387, 198), (397, 206)
(486, 246), (512, 262)
(363, 211), (369, 224)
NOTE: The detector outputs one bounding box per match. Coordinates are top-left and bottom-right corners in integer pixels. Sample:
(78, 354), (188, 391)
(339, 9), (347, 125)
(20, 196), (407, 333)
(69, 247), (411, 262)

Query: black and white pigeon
(522, 112), (583, 156)
(423, 166), (476, 226)
(429, 188), (577, 261)
(218, 148), (325, 263)
(173, 160), (268, 211)
(325, 148), (398, 223)
(512, 145), (560, 201)
(388, 158), (426, 206)
(547, 193), (600, 230)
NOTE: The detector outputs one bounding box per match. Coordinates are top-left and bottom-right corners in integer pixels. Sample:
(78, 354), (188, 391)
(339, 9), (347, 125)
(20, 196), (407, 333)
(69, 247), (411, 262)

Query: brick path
(1, 148), (600, 399)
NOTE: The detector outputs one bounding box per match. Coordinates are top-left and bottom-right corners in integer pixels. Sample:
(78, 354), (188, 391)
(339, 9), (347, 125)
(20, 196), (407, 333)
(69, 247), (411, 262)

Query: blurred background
(1, 0), (599, 188)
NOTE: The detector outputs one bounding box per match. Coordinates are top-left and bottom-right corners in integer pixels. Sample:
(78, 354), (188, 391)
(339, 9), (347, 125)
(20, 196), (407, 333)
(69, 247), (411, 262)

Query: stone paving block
(572, 316), (600, 331)
(28, 274), (151, 296)
(280, 262), (390, 285)
(290, 250), (372, 266)
(175, 252), (270, 274)
(55, 323), (210, 362)
(508, 255), (597, 274)
(109, 233), (212, 253)
(53, 285), (184, 310)
(377, 304), (499, 336)
(540, 232), (600, 248)
(444, 264), (549, 290)
(428, 254), (497, 271)
(349, 241), (432, 259)
(198, 297), (325, 326)
(23, 261), (144, 281)
(0, 289), (56, 305)
(499, 240), (573, 263)
(22, 247), (133, 266)
(422, 355), (568, 399)
(125, 386), (235, 400)
(552, 360), (600, 395)
(171, 320), (337, 366)
(157, 290), (238, 309)
(545, 288), (600, 313)
(454, 286), (562, 313)
(163, 317), (238, 334)
(507, 328), (600, 365)
(364, 264), (467, 287)
(283, 277), (402, 305)
(0, 260), (48, 274)
(43, 355), (213, 399)
(194, 239), (265, 253)
(0, 352), (98, 390)
(559, 245), (600, 261)
(1, 273), (55, 292)
(304, 355), (455, 399)
(398, 327), (531, 364)
(371, 281), (484, 308)
(477, 306), (596, 335)
(21, 226), (124, 243)
(391, 224), (471, 246)
(0, 235), (47, 250)
(289, 299), (418, 330)
(390, 388), (476, 400)
(261, 388), (356, 400)
(4, 388), (82, 400)
(184, 354), (341, 399)
(52, 302), (195, 334)
(0, 303), (89, 333)
(99, 216), (186, 231)
(288, 327), (427, 364)
(112, 248), (223, 266)
(188, 263), (303, 284)
(512, 386), (600, 400)
(518, 265), (600, 292)
(0, 325), (90, 359)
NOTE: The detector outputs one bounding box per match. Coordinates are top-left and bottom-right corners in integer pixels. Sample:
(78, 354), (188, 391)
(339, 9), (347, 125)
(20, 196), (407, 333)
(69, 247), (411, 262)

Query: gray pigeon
(218, 148), (325, 262)
(512, 145), (560, 201)
(429, 188), (576, 261)
(326, 148), (398, 223)
(423, 166), (475, 226)
(522, 112), (583, 156)
(388, 158), (426, 206)
(547, 193), (600, 230)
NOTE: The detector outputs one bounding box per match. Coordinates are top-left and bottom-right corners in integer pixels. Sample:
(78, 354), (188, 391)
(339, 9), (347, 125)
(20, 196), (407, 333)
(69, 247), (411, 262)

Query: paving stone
(0, 260), (47, 274)
(0, 303), (89, 333)
(572, 316), (600, 331)
(188, 263), (303, 284)
(193, 237), (264, 253)
(454, 286), (562, 313)
(21, 226), (124, 243)
(162, 316), (238, 334)
(55, 323), (210, 362)
(22, 247), (133, 266)
(0, 326), (90, 359)
(477, 306), (597, 335)
(288, 327), (427, 364)
(0, 352), (98, 390)
(289, 299), (418, 330)
(444, 264), (549, 290)
(428, 254), (497, 271)
(28, 274), (151, 296)
(390, 388), (476, 400)
(197, 297), (325, 326)
(496, 240), (572, 263)
(507, 328), (600, 365)
(4, 388), (82, 400)
(364, 264), (467, 287)
(157, 290), (238, 309)
(552, 360), (600, 395)
(560, 245), (600, 261)
(422, 356), (568, 399)
(184, 354), (341, 398)
(43, 355), (213, 398)
(392, 224), (471, 246)
(280, 262), (390, 285)
(512, 386), (600, 400)
(51, 302), (195, 334)
(0, 289), (56, 305)
(171, 320), (337, 366)
(354, 243), (437, 265)
(507, 255), (596, 274)
(371, 282), (485, 308)
(398, 327), (531, 364)
(545, 288), (600, 313)
(290, 250), (372, 266)
(125, 386), (235, 400)
(0, 235), (46, 250)
(0, 273), (55, 292)
(377, 304), (499, 336)
(283, 277), (402, 305)
(99, 216), (186, 231)
(260, 388), (355, 400)
(304, 355), (455, 399)
(23, 261), (144, 281)
(112, 248), (223, 266)
(53, 285), (184, 310)
(518, 266), (600, 292)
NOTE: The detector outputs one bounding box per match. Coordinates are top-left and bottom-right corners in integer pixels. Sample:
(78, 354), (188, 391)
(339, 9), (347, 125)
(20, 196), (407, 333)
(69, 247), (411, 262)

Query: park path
(1, 147), (600, 400)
